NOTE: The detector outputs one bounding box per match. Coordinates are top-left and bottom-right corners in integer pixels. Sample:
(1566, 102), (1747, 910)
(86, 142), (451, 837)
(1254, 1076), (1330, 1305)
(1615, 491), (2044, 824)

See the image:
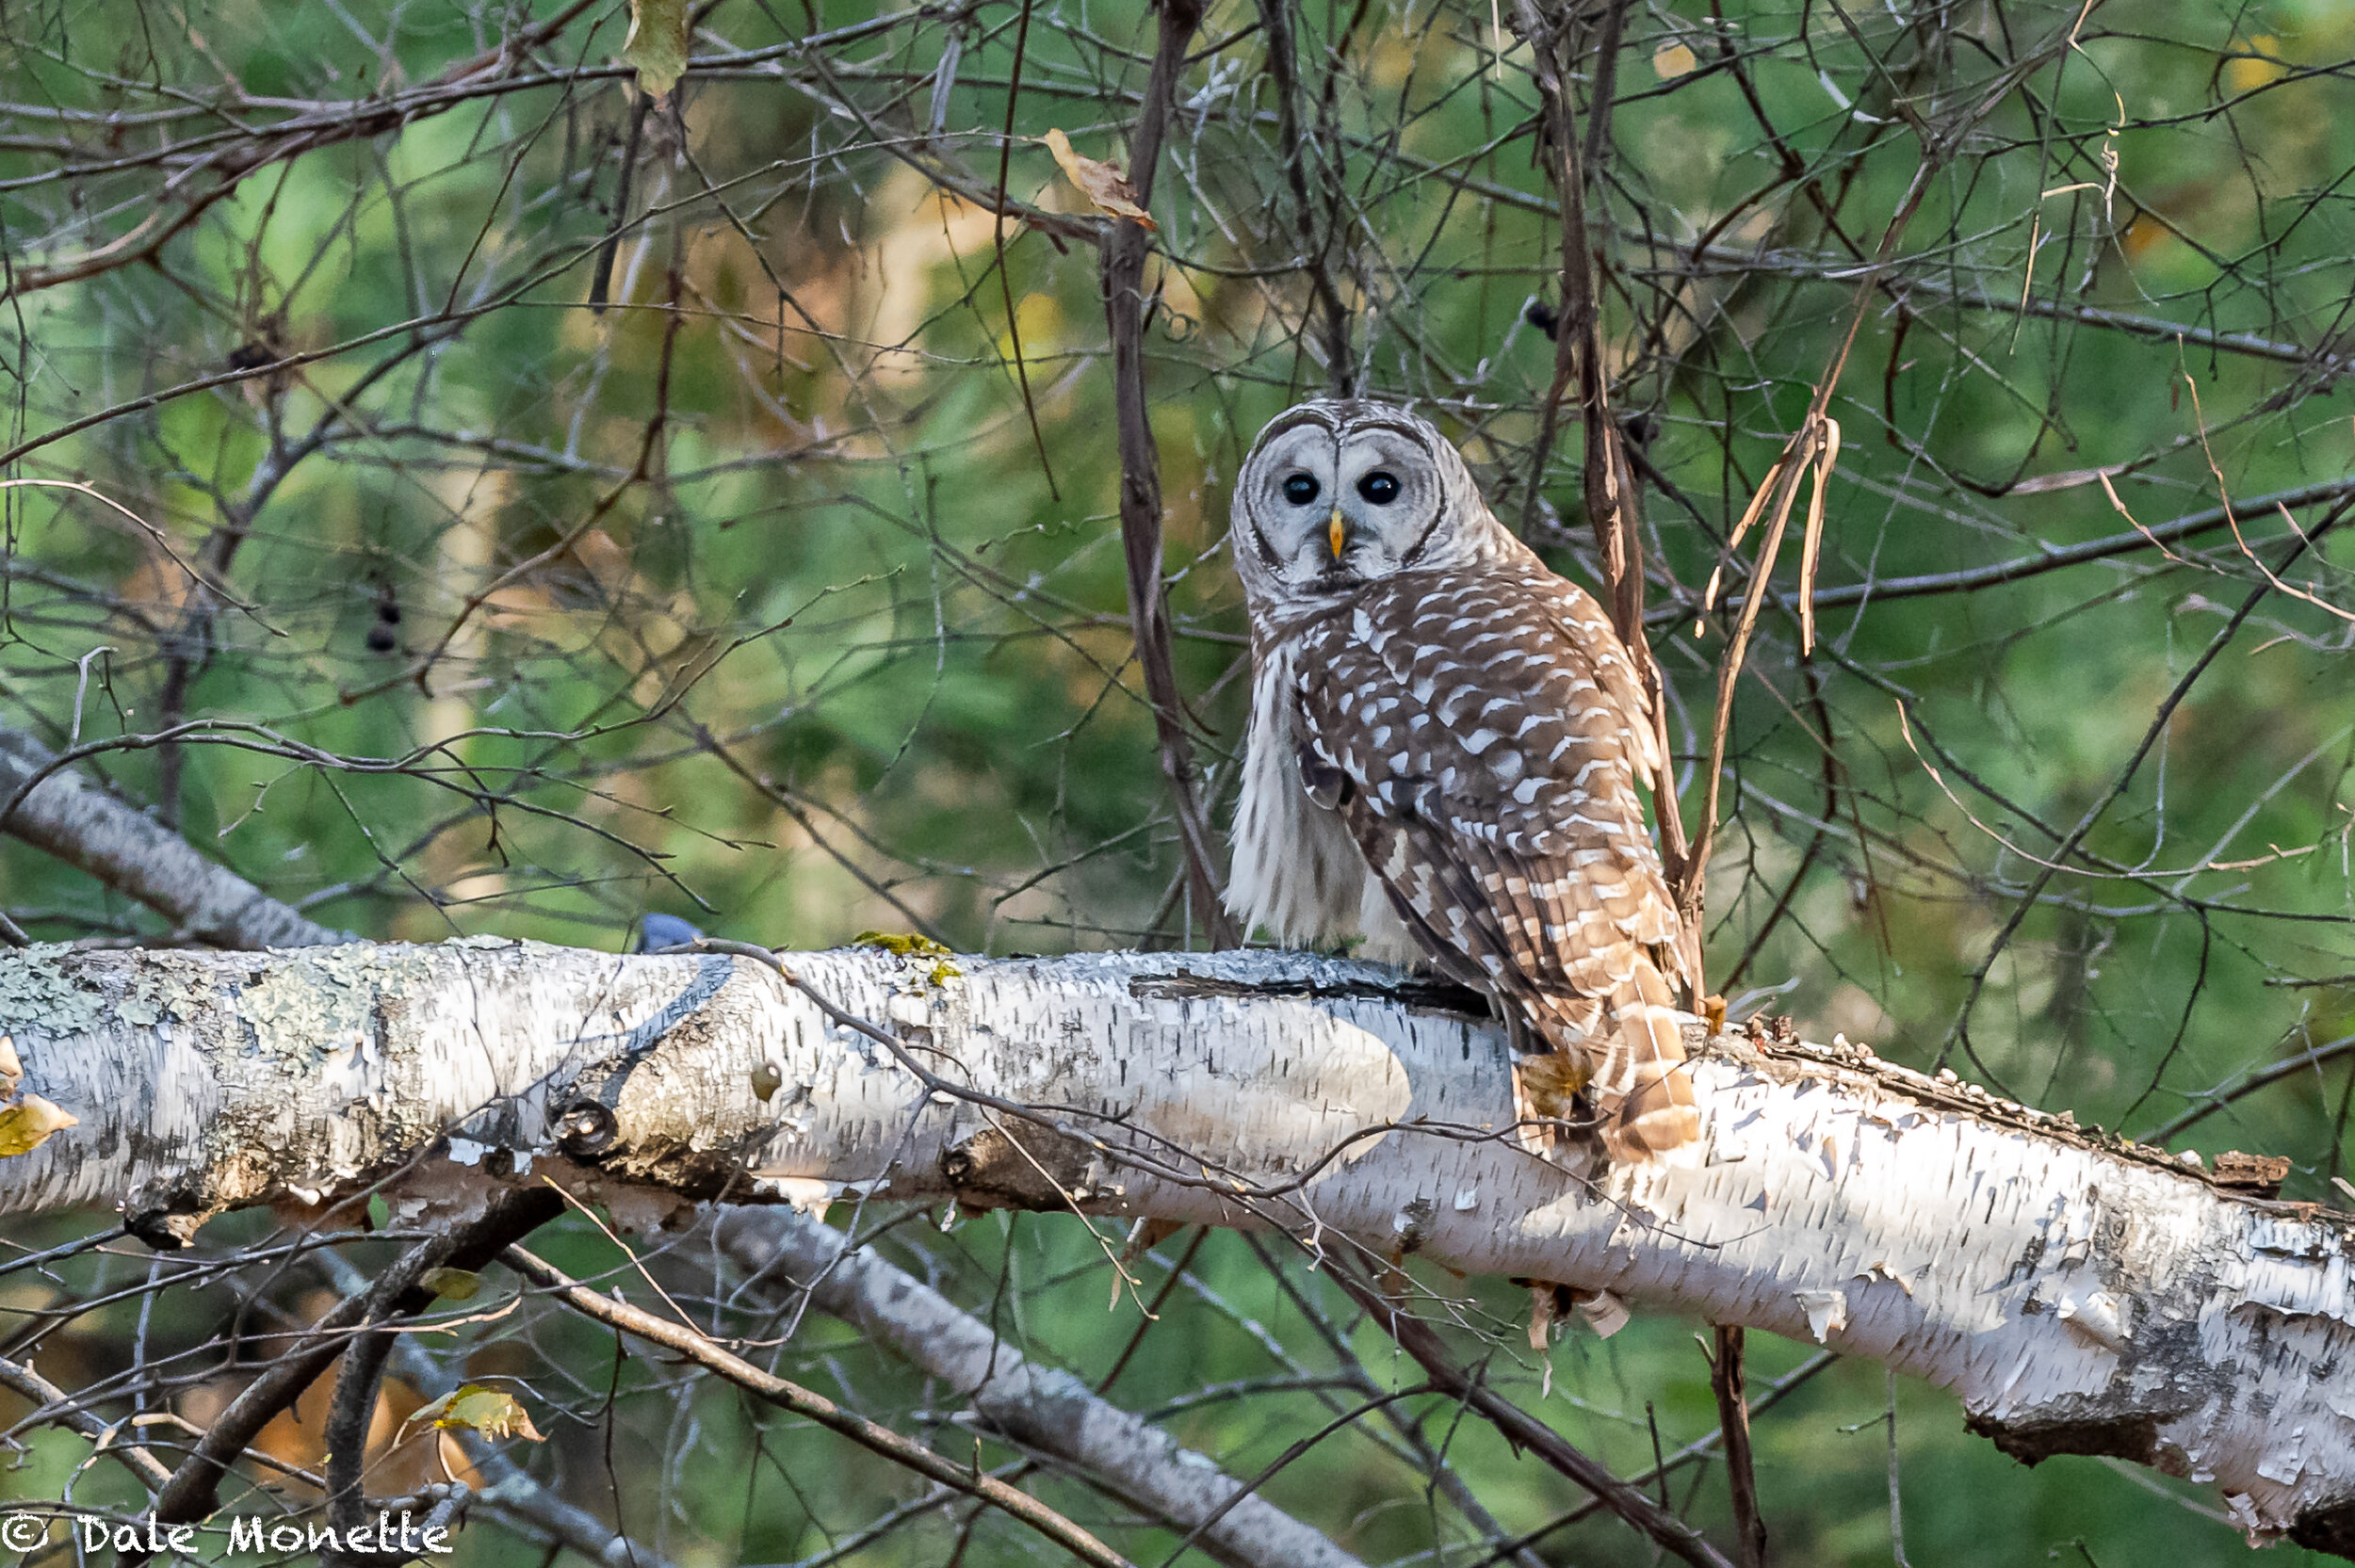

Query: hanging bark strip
(1511, 0), (1696, 956)
(1679, 160), (1930, 933)
(1678, 0), (2104, 929)
(1098, 0), (1237, 946)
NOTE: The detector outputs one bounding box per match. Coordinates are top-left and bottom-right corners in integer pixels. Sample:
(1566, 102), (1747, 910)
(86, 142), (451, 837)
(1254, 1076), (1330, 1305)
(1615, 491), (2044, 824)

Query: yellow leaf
(1042, 129), (1158, 233)
(1514, 1052), (1590, 1116)
(419, 1267), (481, 1301)
(2225, 36), (2283, 93)
(406, 1384), (544, 1443)
(1651, 40), (1697, 80)
(624, 0), (690, 101)
(0, 1094), (76, 1158)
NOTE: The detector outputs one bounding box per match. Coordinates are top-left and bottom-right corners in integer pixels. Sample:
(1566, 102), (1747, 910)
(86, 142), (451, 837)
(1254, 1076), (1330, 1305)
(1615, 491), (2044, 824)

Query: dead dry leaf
(2012, 462), (2128, 495)
(0, 1093), (77, 1158)
(1043, 129), (1157, 232)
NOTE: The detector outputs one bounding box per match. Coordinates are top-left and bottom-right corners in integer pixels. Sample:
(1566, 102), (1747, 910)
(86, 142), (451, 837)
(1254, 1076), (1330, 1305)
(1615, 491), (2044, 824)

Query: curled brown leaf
(1043, 129), (1157, 232)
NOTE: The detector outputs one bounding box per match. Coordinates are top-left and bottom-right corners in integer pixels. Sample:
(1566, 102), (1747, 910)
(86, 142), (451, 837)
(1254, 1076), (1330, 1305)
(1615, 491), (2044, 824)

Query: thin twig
(502, 1244), (1140, 1568)
(1096, 0), (1237, 949)
(1325, 1259), (1738, 1568)
(1709, 1324), (1768, 1568)
(144, 1186), (562, 1545)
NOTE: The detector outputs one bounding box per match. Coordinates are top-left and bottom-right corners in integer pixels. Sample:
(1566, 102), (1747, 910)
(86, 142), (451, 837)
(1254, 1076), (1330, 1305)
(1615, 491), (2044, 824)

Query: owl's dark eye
(1357, 471), (1401, 504)
(1282, 474), (1320, 506)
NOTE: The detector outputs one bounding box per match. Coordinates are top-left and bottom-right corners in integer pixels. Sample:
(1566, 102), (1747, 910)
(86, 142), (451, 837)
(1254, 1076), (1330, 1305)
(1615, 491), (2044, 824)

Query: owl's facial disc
(1330, 427), (1442, 574)
(1241, 418), (1443, 593)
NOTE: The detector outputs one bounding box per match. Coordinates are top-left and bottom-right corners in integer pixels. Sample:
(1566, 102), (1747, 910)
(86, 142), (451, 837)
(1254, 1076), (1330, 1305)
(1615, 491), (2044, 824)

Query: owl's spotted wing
(1293, 566), (1697, 1154)
(1293, 566), (1681, 980)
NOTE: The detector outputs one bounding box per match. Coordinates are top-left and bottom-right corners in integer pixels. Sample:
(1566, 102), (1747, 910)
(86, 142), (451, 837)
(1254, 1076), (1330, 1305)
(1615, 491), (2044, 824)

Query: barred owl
(1225, 398), (1700, 1159)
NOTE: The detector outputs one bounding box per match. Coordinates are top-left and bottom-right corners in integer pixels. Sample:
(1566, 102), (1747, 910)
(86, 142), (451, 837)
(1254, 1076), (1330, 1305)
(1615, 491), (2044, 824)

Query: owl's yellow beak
(1327, 509), (1348, 560)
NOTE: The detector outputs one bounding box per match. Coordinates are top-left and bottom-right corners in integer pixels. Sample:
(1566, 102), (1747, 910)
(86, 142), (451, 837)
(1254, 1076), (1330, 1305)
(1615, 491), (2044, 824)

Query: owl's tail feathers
(1600, 956), (1700, 1158)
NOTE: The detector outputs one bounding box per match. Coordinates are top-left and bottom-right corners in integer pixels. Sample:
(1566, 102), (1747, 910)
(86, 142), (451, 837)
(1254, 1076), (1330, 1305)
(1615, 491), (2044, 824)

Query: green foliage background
(3, 0), (2353, 1560)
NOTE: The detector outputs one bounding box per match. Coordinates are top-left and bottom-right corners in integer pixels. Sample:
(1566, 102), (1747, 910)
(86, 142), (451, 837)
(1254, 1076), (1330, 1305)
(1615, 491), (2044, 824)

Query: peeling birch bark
(1, 940), (2349, 1552)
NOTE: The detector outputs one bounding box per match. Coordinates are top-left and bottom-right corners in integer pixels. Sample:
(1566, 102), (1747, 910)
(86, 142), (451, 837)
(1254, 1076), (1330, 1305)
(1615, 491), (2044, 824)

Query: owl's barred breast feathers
(1225, 398), (1700, 1160)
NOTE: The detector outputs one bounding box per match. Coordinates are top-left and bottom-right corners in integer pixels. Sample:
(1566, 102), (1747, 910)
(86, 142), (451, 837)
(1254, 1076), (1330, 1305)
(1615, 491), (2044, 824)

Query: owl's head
(1230, 399), (1502, 610)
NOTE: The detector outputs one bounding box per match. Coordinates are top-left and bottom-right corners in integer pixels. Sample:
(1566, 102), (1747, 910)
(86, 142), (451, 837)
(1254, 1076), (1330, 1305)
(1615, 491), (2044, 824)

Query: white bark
(2, 939), (2350, 1551)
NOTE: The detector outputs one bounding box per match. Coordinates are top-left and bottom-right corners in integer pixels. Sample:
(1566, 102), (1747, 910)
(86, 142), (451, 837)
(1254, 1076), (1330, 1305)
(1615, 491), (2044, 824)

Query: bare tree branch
(145, 1186), (563, 1541)
(313, 1248), (690, 1568)
(0, 1352), (173, 1493)
(1098, 0), (1237, 949)
(501, 1243), (1141, 1568)
(0, 0), (606, 302)
(711, 1205), (1369, 1568)
(1324, 1253), (1735, 1568)
(1707, 1324), (1767, 1568)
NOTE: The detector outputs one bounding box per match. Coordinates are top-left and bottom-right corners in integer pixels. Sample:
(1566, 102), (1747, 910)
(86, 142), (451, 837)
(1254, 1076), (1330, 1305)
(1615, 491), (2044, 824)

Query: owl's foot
(1508, 1051), (1591, 1162)
(1516, 1279), (1631, 1346)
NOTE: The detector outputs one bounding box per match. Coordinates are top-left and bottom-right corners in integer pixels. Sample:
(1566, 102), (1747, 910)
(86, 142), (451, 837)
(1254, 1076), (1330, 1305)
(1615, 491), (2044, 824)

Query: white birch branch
(0, 779), (1361, 1568)
(0, 722), (349, 949)
(1, 939), (2349, 1553)
(709, 1206), (1369, 1568)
